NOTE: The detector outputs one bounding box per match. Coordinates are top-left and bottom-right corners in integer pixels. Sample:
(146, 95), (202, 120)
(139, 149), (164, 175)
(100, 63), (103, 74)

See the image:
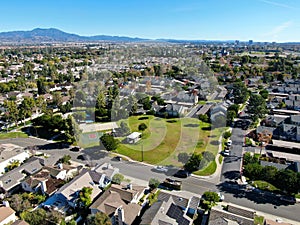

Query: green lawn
(116, 115), (224, 167)
(252, 180), (280, 192)
(0, 132), (28, 139)
(218, 155), (223, 164)
(193, 161), (217, 176)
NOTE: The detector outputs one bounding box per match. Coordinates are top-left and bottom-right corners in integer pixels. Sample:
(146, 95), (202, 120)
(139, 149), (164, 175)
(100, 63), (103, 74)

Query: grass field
(0, 132), (28, 139)
(252, 180), (280, 192)
(116, 115), (224, 167)
(193, 161), (217, 176)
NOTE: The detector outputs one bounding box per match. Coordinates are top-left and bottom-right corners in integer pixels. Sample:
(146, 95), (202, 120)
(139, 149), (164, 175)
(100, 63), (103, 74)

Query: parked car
(154, 166), (168, 173)
(280, 196), (296, 204)
(174, 169), (189, 178)
(70, 146), (82, 152)
(218, 192), (225, 201)
(163, 178), (182, 190)
(222, 149), (230, 156)
(227, 140), (232, 146)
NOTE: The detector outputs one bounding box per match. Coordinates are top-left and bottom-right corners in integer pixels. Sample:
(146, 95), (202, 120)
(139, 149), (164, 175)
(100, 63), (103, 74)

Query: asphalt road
(220, 121), (246, 182)
(3, 137), (300, 222)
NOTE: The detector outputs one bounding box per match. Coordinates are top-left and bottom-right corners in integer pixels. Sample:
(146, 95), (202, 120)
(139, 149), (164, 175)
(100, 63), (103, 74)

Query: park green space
(0, 132), (28, 139)
(116, 115), (224, 168)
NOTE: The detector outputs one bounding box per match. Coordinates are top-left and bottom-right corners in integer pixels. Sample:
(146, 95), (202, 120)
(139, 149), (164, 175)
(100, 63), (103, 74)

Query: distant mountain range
(0, 28), (149, 43)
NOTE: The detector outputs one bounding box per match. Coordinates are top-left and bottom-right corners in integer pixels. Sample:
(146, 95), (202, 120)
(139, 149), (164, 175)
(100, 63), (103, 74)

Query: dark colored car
(174, 170), (189, 178)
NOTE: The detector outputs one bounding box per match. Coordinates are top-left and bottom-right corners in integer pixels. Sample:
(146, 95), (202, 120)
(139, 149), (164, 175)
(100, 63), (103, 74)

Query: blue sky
(0, 0), (299, 42)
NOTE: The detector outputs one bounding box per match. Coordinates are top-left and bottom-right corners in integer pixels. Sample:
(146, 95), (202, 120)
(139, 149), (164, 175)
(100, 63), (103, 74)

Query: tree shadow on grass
(184, 123), (199, 127)
(202, 126), (211, 131)
(138, 117), (149, 120)
(167, 120), (178, 123)
(210, 140), (219, 146)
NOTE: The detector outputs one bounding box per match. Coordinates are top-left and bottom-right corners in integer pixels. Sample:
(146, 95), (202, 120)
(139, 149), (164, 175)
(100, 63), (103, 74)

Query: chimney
(41, 180), (47, 194)
(117, 207), (124, 225)
(3, 201), (9, 207)
(127, 183), (132, 190)
(58, 163), (63, 170)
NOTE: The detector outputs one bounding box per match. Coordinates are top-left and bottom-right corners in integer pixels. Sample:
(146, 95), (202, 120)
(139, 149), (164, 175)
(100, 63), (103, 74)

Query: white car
(227, 140), (232, 146)
(155, 166), (168, 173)
(223, 149), (230, 156)
(218, 192), (225, 201)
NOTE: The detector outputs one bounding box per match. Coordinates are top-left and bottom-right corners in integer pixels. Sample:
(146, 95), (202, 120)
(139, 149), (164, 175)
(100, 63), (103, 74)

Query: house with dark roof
(141, 197), (193, 225)
(0, 157), (43, 192)
(90, 184), (145, 225)
(208, 204), (254, 225)
(21, 166), (65, 196)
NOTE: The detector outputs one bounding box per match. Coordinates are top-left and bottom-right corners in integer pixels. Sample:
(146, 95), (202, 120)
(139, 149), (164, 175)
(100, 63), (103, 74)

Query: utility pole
(141, 144), (144, 162)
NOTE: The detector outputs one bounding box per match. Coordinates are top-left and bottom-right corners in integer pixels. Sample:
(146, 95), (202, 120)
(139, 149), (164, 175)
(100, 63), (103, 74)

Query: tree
(243, 163), (263, 180)
(184, 153), (203, 172)
(149, 178), (160, 190)
(223, 131), (232, 139)
(9, 194), (30, 214)
(59, 155), (71, 165)
(86, 212), (112, 225)
(100, 133), (119, 151)
(201, 191), (220, 211)
(119, 121), (130, 136)
(95, 91), (108, 121)
(20, 208), (47, 225)
(198, 114), (209, 123)
(227, 110), (236, 126)
(6, 160), (20, 171)
(78, 187), (93, 208)
(232, 82), (248, 104)
(52, 92), (63, 106)
(19, 97), (35, 122)
(138, 123), (147, 132)
(4, 100), (19, 126)
(276, 169), (299, 194)
(112, 173), (124, 184)
(248, 94), (268, 119)
(227, 104), (239, 114)
(259, 89), (269, 99)
(37, 79), (47, 95)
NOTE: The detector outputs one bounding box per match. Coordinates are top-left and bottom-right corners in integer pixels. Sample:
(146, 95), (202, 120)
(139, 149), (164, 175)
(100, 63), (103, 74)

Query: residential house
(90, 184), (145, 225)
(208, 204), (254, 225)
(0, 144), (31, 175)
(0, 205), (16, 225)
(11, 220), (30, 225)
(93, 163), (119, 188)
(0, 157), (43, 192)
(43, 169), (102, 209)
(21, 166), (66, 195)
(141, 198), (192, 225)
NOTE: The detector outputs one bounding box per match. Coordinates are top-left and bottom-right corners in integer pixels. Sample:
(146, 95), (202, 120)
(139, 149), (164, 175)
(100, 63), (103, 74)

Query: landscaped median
(0, 131), (28, 139)
(114, 115), (225, 175)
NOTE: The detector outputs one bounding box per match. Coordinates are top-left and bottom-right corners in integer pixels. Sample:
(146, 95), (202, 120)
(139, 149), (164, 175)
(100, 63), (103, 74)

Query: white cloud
(259, 0), (296, 10)
(262, 21), (293, 40)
